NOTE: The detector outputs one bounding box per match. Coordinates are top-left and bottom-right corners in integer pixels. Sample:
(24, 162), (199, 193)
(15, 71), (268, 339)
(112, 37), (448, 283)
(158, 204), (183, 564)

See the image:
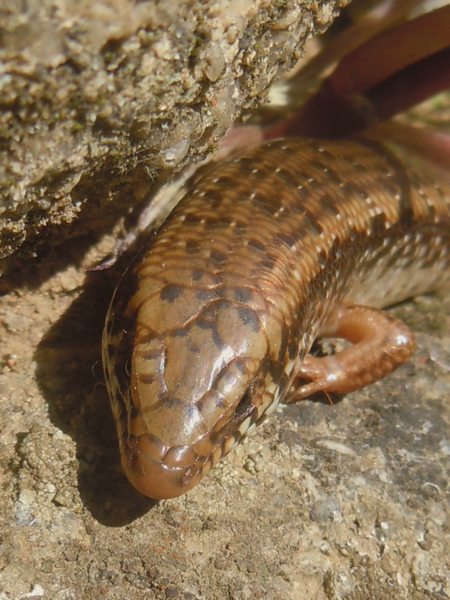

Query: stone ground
(0, 231), (449, 600)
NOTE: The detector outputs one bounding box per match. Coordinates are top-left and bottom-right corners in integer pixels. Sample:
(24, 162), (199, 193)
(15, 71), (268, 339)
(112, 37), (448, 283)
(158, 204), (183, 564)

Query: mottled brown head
(103, 254), (288, 498)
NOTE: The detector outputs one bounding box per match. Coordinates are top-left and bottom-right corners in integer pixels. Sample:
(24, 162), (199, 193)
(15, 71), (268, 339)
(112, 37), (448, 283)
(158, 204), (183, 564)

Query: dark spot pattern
(186, 239), (200, 254)
(370, 212), (387, 235)
(102, 135), (450, 500)
(160, 285), (184, 303)
(234, 287), (252, 303)
(184, 213), (202, 225)
(320, 194), (340, 216)
(248, 238), (266, 253)
(276, 168), (299, 189)
(210, 249), (228, 266)
(237, 307), (260, 332)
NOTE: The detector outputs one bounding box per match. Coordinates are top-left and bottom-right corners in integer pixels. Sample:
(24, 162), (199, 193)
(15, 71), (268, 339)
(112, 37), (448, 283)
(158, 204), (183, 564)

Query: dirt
(0, 231), (449, 600)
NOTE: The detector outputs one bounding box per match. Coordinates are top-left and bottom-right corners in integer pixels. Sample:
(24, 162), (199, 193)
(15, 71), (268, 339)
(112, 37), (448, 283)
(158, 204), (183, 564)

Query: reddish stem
(265, 5), (450, 140)
(367, 47), (450, 122)
(331, 4), (450, 97)
(294, 0), (423, 91)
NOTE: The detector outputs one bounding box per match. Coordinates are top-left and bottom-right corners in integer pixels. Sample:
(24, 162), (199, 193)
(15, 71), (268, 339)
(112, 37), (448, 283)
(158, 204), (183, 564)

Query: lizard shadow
(34, 241), (158, 526)
(0, 159), (153, 292)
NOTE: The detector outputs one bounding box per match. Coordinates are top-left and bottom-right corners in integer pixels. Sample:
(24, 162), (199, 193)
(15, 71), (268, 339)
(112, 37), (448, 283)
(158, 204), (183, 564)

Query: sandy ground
(0, 233), (449, 600)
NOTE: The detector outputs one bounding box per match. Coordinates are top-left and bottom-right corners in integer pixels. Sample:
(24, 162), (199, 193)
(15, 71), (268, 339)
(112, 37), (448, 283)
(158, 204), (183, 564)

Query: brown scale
(102, 138), (450, 499)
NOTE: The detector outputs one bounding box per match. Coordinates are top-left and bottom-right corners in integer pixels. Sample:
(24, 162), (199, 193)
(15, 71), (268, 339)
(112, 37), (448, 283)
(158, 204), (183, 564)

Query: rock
(0, 0), (340, 274)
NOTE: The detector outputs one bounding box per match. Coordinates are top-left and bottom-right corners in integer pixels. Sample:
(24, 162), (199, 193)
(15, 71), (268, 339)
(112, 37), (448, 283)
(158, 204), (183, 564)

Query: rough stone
(0, 0), (341, 274)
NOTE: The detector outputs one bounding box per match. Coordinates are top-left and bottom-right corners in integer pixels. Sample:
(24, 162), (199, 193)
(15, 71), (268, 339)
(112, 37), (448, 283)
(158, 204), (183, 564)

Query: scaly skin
(103, 138), (450, 499)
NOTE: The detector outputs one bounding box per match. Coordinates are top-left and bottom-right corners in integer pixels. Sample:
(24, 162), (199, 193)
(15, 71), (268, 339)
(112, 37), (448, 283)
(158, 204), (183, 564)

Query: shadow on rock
(34, 251), (157, 525)
(0, 161), (154, 291)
